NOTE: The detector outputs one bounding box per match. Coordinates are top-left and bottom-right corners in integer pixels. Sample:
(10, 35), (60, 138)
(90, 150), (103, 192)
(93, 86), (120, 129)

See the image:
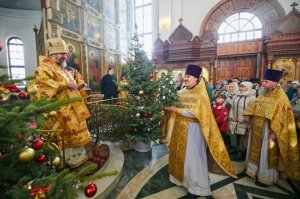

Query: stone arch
(200, 0), (286, 38)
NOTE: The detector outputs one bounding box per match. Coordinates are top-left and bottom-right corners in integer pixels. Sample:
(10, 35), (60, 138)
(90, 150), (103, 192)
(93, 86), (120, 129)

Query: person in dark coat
(100, 67), (118, 103)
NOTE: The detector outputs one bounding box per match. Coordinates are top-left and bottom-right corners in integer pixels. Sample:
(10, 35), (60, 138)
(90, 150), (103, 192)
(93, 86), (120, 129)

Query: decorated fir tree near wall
(121, 34), (162, 142)
(121, 34), (178, 143)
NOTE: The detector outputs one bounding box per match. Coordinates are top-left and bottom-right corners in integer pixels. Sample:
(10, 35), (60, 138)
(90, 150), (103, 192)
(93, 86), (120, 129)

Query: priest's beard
(58, 60), (67, 67)
(259, 87), (271, 96)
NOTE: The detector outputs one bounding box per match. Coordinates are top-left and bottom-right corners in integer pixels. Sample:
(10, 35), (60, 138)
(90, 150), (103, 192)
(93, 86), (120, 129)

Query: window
(134, 0), (152, 58)
(217, 12), (262, 43)
(7, 37), (25, 80)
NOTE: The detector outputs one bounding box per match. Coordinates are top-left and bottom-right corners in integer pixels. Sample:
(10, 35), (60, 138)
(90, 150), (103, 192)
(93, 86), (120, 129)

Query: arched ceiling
(0, 0), (41, 11)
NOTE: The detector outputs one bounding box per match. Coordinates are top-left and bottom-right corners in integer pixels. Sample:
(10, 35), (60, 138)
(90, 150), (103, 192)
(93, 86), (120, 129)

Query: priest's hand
(164, 106), (175, 112)
(67, 82), (78, 90)
(269, 132), (276, 141)
(77, 82), (86, 89)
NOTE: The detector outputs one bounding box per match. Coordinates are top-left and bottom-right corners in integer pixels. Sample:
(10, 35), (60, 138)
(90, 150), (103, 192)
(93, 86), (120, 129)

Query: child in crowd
(213, 94), (230, 147)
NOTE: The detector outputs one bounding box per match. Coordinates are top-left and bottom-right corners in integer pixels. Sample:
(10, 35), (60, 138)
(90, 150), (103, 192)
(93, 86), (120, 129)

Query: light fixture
(160, 18), (171, 30)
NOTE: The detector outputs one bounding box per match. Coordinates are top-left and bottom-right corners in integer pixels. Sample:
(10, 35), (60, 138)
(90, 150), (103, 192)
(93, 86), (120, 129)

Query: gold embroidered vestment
(244, 87), (300, 180)
(31, 56), (91, 148)
(167, 81), (236, 182)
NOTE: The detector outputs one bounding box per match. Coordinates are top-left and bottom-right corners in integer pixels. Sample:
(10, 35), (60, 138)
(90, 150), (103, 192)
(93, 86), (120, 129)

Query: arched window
(7, 37), (25, 80)
(218, 12), (262, 43)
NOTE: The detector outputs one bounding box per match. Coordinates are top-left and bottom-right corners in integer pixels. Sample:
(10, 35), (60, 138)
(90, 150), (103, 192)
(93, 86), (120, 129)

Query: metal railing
(85, 97), (130, 143)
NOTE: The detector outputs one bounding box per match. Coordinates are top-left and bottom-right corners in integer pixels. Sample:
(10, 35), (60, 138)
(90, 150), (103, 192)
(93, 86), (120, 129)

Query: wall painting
(86, 0), (100, 12)
(105, 24), (116, 50)
(61, 0), (81, 33)
(88, 47), (101, 91)
(87, 12), (102, 42)
(272, 57), (295, 81)
(119, 0), (127, 30)
(63, 37), (81, 72)
(105, 0), (115, 22)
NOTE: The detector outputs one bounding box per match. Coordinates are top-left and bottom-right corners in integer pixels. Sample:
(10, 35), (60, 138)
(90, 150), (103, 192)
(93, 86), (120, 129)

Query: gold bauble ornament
(27, 84), (38, 95)
(52, 156), (61, 167)
(136, 113), (141, 118)
(19, 147), (35, 162)
(138, 90), (144, 95)
(49, 111), (57, 116)
(37, 191), (46, 199)
(49, 142), (59, 151)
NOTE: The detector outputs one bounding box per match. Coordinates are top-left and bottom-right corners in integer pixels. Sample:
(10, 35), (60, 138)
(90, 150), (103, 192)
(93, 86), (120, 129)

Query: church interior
(0, 0), (300, 198)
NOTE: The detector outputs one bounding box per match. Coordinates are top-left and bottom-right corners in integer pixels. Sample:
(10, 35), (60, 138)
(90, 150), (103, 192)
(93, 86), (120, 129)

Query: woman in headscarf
(229, 81), (256, 160)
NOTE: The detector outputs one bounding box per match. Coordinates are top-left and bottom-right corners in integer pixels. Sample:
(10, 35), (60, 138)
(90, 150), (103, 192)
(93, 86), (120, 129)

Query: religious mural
(105, 52), (117, 76)
(61, 0), (81, 33)
(105, 24), (116, 50)
(272, 58), (296, 81)
(63, 37), (81, 72)
(86, 0), (100, 12)
(40, 0), (133, 92)
(119, 31), (127, 55)
(119, 0), (127, 30)
(88, 47), (101, 91)
(105, 0), (115, 22)
(87, 13), (102, 42)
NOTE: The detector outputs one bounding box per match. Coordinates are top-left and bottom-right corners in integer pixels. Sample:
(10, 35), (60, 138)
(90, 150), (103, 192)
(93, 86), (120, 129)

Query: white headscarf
(238, 81), (256, 96)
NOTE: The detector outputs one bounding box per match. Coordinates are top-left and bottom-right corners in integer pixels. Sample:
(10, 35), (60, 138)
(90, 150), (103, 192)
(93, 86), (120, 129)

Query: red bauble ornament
(159, 120), (165, 126)
(159, 139), (164, 144)
(28, 121), (37, 129)
(84, 183), (97, 198)
(115, 101), (121, 106)
(153, 56), (158, 61)
(0, 41), (3, 52)
(16, 134), (23, 142)
(149, 73), (155, 79)
(18, 92), (28, 99)
(31, 139), (44, 150)
(5, 83), (21, 93)
(37, 153), (47, 163)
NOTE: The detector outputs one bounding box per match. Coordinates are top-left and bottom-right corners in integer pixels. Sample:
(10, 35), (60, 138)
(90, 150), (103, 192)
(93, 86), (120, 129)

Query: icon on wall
(272, 58), (295, 81)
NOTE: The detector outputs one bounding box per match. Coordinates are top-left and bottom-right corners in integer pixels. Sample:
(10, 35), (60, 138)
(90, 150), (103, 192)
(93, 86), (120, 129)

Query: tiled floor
(107, 144), (299, 199)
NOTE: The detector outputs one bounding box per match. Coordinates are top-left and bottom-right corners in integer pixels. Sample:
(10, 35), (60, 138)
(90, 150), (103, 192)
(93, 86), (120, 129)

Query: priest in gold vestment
(165, 64), (236, 197)
(244, 69), (300, 186)
(31, 37), (91, 168)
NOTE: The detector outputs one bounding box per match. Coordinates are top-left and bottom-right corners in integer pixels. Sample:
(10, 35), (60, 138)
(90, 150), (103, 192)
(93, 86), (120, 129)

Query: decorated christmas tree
(0, 97), (102, 199)
(120, 34), (178, 142)
(0, 63), (114, 198)
(156, 73), (178, 106)
(0, 89), (121, 198)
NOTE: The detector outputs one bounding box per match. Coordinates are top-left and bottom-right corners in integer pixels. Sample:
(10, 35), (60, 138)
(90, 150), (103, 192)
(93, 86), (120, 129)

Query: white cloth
(170, 109), (211, 196)
(246, 121), (279, 184)
(64, 146), (88, 168)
